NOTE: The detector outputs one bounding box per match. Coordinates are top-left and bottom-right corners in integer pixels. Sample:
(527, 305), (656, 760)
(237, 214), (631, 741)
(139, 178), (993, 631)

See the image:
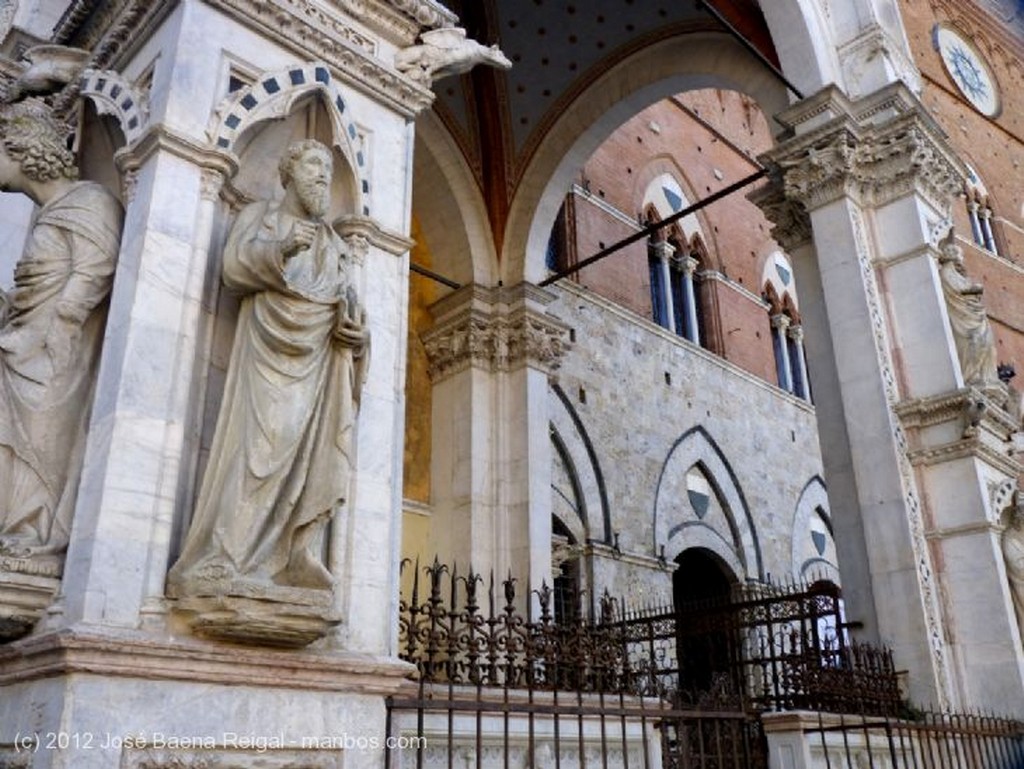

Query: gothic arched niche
(230, 92), (358, 221)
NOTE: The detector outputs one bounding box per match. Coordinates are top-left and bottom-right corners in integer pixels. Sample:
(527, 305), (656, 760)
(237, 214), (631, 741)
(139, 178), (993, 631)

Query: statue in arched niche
(168, 139), (369, 644)
(0, 97), (123, 561)
(938, 230), (999, 387)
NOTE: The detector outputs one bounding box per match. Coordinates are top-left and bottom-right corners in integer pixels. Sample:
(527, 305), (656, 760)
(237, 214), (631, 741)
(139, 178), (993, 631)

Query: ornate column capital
(421, 283), (571, 383)
(787, 324), (804, 342)
(747, 182), (813, 252)
(770, 313), (792, 332)
(757, 83), (966, 215)
(649, 239), (675, 261)
(678, 254), (700, 276)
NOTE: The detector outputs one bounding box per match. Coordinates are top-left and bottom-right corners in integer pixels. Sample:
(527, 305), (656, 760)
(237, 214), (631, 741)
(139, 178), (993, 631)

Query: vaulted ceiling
(425, 0), (778, 247)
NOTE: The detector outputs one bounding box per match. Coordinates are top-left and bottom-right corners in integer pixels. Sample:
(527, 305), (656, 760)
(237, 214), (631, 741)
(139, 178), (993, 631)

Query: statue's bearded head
(0, 97), (77, 186)
(280, 139), (332, 219)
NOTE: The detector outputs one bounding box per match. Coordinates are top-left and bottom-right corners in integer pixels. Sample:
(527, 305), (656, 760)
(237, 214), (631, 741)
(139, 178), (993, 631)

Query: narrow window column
(771, 313), (793, 393)
(650, 240), (676, 332)
(980, 206), (998, 254)
(967, 199), (983, 247)
(788, 324), (810, 400)
(681, 254), (701, 345)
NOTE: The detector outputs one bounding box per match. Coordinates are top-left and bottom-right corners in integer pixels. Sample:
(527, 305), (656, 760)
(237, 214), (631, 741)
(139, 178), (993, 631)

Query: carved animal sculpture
(395, 27), (512, 84)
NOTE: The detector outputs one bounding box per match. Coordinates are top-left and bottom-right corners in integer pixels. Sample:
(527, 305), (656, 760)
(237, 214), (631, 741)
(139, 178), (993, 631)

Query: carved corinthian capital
(421, 283), (570, 383)
(758, 83), (966, 215)
(747, 180), (812, 252)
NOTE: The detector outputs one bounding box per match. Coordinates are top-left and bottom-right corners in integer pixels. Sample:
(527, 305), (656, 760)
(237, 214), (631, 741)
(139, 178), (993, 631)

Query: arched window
(667, 227), (704, 346)
(762, 252), (810, 401)
(964, 165), (999, 255)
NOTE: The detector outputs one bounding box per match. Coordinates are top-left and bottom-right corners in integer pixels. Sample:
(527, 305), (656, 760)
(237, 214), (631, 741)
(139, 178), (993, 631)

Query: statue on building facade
(0, 97), (122, 559)
(1002, 501), (1024, 644)
(0, 97), (122, 640)
(938, 231), (999, 387)
(168, 139), (368, 644)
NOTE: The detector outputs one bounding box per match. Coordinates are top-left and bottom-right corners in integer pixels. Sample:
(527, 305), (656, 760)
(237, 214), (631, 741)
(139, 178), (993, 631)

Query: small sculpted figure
(938, 231), (998, 387)
(169, 139), (369, 595)
(0, 97), (123, 557)
(395, 27), (512, 85)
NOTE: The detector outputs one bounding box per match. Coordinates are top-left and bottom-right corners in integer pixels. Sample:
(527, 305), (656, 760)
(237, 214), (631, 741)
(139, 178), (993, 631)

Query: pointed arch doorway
(673, 548), (740, 697)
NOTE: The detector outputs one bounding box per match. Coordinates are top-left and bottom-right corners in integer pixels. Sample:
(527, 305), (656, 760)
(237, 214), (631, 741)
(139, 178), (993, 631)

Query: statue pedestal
(0, 556), (61, 641)
(169, 579), (339, 648)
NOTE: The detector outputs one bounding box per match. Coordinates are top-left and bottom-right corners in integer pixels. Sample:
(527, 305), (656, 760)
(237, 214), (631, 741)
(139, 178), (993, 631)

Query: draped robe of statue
(0, 181), (122, 554)
(169, 199), (368, 592)
(1003, 513), (1024, 644)
(939, 249), (998, 386)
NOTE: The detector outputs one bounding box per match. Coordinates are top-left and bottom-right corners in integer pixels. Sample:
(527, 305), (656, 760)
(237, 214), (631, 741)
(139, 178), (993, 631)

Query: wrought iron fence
(791, 709), (1024, 769)
(387, 561), (1024, 769)
(607, 579), (902, 716)
(388, 559), (767, 769)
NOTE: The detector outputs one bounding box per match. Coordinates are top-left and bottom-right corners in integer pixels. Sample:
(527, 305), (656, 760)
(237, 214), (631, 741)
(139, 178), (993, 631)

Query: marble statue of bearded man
(169, 139), (369, 595)
(0, 98), (123, 557)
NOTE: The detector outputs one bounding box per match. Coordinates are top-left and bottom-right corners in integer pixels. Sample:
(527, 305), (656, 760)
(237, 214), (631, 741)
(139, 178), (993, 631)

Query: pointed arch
(654, 426), (762, 580)
(791, 475), (839, 583)
(550, 383), (611, 545)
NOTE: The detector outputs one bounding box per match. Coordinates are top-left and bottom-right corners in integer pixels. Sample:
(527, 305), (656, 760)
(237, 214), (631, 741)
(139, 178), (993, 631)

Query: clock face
(934, 25), (1000, 117)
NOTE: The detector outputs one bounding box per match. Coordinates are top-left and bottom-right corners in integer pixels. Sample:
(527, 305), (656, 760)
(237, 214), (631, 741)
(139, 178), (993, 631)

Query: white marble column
(756, 83), (1024, 712)
(680, 254), (701, 345)
(967, 198), (983, 246)
(771, 313), (794, 393)
(788, 324), (810, 400)
(980, 206), (997, 254)
(650, 240), (676, 332)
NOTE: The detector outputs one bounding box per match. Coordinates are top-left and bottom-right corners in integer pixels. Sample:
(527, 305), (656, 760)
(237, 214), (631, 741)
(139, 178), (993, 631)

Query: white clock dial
(934, 25), (1000, 117)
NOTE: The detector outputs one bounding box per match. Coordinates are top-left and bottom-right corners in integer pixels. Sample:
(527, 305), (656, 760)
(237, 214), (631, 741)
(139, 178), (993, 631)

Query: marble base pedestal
(0, 627), (414, 769)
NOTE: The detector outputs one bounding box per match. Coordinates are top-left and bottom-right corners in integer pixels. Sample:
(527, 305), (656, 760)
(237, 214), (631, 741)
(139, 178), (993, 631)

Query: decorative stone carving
(938, 230), (999, 388)
(121, 747), (342, 769)
(167, 140), (369, 647)
(760, 85), (965, 216)
(421, 288), (570, 384)
(3, 45), (89, 102)
(0, 97), (124, 640)
(395, 27), (512, 86)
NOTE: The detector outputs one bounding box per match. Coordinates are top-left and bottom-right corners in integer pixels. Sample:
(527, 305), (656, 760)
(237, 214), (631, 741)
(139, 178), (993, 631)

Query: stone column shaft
(422, 283), (569, 590)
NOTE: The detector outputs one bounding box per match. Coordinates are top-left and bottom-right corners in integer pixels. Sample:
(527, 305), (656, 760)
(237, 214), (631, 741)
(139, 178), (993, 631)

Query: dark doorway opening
(673, 548), (738, 695)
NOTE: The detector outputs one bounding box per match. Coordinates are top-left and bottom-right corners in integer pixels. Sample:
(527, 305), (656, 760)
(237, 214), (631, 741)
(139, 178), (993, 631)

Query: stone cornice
(53, 0), (176, 73)
(422, 283), (571, 382)
(339, 0), (458, 45)
(897, 387), (1022, 476)
(0, 628), (414, 693)
(54, 0), (436, 119)
(202, 0), (435, 118)
(895, 386), (1018, 434)
(114, 124), (238, 181)
(760, 83), (966, 214)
